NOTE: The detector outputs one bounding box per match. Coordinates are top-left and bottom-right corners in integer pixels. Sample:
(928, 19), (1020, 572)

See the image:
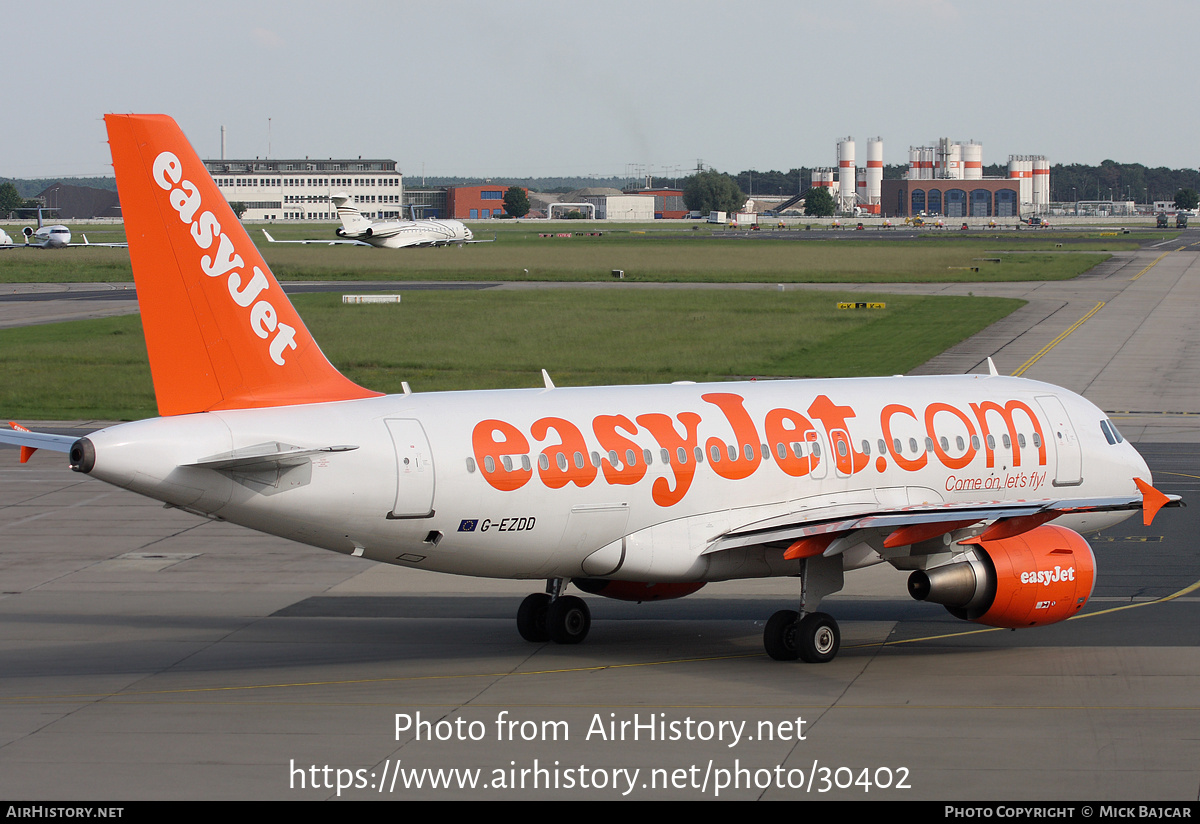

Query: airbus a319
(0, 114), (1179, 663)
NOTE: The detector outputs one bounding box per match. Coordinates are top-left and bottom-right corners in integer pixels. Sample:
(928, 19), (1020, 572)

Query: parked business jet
(261, 193), (475, 249)
(0, 114), (1180, 663)
(0, 209), (126, 249)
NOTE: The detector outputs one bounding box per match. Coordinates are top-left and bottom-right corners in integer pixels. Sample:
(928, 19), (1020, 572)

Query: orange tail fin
(104, 114), (380, 415)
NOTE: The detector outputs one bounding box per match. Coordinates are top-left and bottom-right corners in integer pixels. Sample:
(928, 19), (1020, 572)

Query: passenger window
(793, 443), (804, 458)
(539, 454), (550, 471)
(728, 444), (737, 461)
(878, 438), (887, 455)
(607, 450), (618, 465)
(862, 440), (870, 456)
(972, 435), (981, 450)
(643, 449), (653, 466)
(502, 456), (513, 471)
(940, 436), (949, 451)
(837, 440), (847, 457)
(466, 457), (476, 473)
(661, 448), (671, 464)
(1002, 434), (1011, 448)
(521, 455), (531, 471)
(591, 451), (601, 467)
(956, 436), (965, 451)
(986, 435), (996, 449)
(626, 449), (637, 467)
(694, 446), (704, 462)
(761, 443), (770, 460)
(812, 442), (822, 457)
(776, 443), (787, 460)
(556, 453), (568, 471)
(574, 452), (585, 469)
(892, 438), (902, 454)
(677, 447), (688, 464)
(1018, 434), (1027, 448)
(484, 456), (495, 473)
(908, 438), (918, 454)
(711, 445), (722, 462)
(744, 444), (754, 460)
(1032, 433), (1042, 448)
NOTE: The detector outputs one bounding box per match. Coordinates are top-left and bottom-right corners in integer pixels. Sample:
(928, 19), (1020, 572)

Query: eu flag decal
(458, 519), (478, 532)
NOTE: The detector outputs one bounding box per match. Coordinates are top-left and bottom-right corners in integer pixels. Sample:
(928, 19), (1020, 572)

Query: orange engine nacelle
(574, 579), (706, 603)
(907, 524), (1096, 628)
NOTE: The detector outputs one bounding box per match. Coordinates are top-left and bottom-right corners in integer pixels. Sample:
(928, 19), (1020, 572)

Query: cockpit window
(1100, 418), (1125, 444)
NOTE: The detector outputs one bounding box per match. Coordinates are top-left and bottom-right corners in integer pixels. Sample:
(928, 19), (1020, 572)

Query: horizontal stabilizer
(1, 422), (79, 463)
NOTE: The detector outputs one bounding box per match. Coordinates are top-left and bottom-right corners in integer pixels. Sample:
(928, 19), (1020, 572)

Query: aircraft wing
(703, 487), (1181, 559)
(79, 235), (128, 248)
(261, 230), (369, 247)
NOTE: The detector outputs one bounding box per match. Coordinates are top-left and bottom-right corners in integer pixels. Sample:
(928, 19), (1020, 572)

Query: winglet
(1134, 477), (1170, 526)
(262, 230), (277, 243)
(9, 422), (34, 463)
(987, 357), (998, 376)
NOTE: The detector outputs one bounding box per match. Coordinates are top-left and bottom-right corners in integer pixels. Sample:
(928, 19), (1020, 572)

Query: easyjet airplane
(0, 115), (1180, 663)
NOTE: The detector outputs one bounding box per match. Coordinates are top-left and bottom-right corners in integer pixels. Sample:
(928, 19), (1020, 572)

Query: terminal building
(202, 157), (403, 221)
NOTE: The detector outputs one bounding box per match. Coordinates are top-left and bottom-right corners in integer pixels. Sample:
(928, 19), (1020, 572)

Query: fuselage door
(386, 418), (435, 518)
(1035, 395), (1082, 487)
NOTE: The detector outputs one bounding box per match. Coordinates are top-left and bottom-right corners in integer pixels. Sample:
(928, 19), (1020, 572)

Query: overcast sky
(5, 0), (1197, 180)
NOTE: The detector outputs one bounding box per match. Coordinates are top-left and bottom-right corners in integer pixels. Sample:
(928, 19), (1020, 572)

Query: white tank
(908, 147), (921, 180)
(837, 137), (856, 210)
(921, 146), (935, 179)
(963, 142), (983, 180)
(866, 138), (884, 205)
(946, 142), (962, 179)
(1032, 156), (1050, 211)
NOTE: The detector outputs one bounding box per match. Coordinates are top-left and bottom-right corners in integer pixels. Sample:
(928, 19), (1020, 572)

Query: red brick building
(447, 185), (529, 219)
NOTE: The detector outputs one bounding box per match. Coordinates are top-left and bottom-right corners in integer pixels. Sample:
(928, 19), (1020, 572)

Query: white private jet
(261, 193), (476, 249)
(0, 208), (126, 249)
(1, 114), (1180, 663)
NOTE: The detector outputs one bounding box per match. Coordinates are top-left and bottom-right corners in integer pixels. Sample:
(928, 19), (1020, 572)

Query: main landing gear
(763, 555), (845, 663)
(763, 610), (840, 663)
(517, 578), (591, 644)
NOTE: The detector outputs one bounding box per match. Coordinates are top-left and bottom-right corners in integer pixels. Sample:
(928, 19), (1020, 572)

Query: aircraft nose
(465, 228), (473, 240)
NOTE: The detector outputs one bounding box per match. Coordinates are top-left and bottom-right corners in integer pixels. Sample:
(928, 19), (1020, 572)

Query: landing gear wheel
(547, 595), (591, 644)
(797, 612), (840, 663)
(764, 609), (801, 661)
(517, 593), (551, 642)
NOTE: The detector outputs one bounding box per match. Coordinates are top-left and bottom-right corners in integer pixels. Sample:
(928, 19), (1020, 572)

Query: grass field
(0, 229), (1109, 283)
(0, 289), (1022, 420)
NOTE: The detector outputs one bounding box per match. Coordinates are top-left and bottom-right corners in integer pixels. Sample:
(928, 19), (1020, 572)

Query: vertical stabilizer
(332, 193), (372, 236)
(104, 114), (380, 415)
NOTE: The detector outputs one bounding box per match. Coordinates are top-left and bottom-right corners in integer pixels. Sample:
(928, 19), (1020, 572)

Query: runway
(1, 235), (1199, 800)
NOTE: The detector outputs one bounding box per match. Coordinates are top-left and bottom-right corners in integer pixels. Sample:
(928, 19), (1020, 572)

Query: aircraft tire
(797, 612), (840, 663)
(547, 595), (591, 644)
(763, 609), (801, 661)
(517, 593), (551, 642)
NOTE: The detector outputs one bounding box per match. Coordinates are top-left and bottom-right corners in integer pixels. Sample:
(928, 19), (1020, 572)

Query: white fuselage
(349, 219), (473, 249)
(80, 374), (1148, 583)
(28, 225), (72, 247)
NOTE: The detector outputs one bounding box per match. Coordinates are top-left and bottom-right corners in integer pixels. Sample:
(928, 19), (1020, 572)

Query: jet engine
(23, 227), (33, 239)
(574, 579), (705, 603)
(907, 524), (1096, 628)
